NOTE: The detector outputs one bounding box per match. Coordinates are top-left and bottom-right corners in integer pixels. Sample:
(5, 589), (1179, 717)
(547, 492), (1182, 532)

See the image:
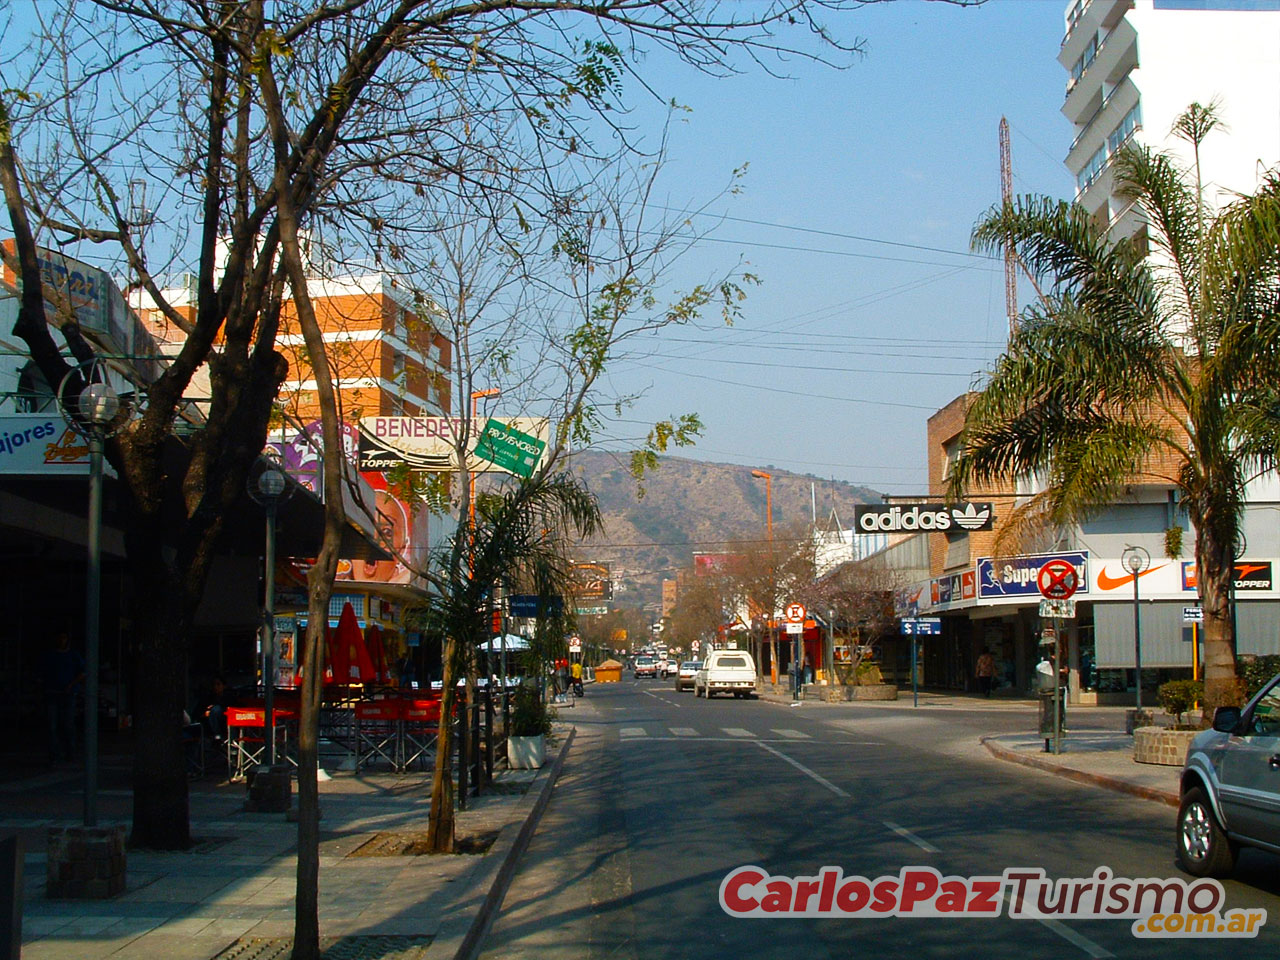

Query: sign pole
(1052, 615), (1062, 755)
(911, 631), (918, 709)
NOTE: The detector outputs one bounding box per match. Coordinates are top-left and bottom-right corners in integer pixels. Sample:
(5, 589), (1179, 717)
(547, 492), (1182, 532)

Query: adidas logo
(950, 503), (992, 530)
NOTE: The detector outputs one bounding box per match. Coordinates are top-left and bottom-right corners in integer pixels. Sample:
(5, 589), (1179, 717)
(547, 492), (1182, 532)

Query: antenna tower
(999, 117), (1018, 337)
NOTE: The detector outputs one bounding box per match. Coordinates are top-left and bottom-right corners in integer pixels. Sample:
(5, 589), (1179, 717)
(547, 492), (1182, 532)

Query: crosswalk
(618, 726), (811, 741)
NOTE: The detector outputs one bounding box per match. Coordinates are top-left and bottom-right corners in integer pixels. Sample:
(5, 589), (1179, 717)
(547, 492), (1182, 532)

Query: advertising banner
(1182, 560), (1274, 592)
(0, 414), (90, 474)
(977, 551), (1089, 600)
(569, 562), (612, 600)
(357, 416), (549, 473)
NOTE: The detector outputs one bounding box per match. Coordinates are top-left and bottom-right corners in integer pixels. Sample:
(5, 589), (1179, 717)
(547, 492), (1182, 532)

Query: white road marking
(1038, 918), (1115, 958)
(754, 741), (849, 798)
(619, 727), (646, 739)
(723, 728), (756, 738)
(669, 727), (699, 737)
(771, 728), (810, 739)
(640, 689), (681, 708)
(882, 820), (939, 853)
(1003, 893), (1115, 958)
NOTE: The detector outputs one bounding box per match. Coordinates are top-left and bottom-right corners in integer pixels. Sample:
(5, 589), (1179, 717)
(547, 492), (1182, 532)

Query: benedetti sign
(357, 416), (550, 473)
(853, 502), (995, 533)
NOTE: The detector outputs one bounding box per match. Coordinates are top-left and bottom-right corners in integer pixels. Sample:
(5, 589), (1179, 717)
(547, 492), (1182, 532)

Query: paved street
(482, 682), (1280, 960)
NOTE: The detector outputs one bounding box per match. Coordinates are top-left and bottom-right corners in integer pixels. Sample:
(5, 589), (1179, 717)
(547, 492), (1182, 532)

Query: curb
(981, 736), (1179, 807)
(435, 726), (577, 960)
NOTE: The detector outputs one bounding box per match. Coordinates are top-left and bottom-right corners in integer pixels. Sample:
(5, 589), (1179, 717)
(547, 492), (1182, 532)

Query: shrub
(1241, 655), (1280, 699)
(1157, 678), (1204, 727)
(510, 683), (552, 738)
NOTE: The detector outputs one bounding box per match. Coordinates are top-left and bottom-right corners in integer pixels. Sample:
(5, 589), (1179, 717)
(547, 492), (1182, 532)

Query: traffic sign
(1038, 599), (1077, 619)
(568, 636), (582, 653)
(784, 603), (807, 623)
(1182, 606), (1203, 623)
(1037, 559), (1080, 600)
(784, 622), (804, 635)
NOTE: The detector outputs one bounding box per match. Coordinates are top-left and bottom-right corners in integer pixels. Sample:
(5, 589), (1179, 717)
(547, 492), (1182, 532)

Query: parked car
(675, 661), (701, 692)
(1176, 670), (1280, 877)
(634, 655), (658, 679)
(694, 650), (757, 699)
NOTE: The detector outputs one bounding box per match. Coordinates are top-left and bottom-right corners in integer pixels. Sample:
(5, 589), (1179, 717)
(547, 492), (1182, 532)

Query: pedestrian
(199, 675), (234, 742)
(555, 658), (570, 702)
(570, 659), (583, 697)
(975, 649), (996, 697)
(42, 630), (85, 764)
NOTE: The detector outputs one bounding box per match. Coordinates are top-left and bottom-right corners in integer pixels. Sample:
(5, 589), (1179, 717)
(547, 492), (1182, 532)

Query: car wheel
(1177, 786), (1237, 877)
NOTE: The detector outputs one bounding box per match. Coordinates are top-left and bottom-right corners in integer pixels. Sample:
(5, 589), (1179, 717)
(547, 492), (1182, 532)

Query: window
(1077, 144), (1107, 192)
(1107, 102), (1142, 155)
(1070, 33), (1099, 83)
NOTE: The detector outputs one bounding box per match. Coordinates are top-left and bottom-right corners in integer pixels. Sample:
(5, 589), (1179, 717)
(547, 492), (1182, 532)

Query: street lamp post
(59, 365), (121, 828)
(750, 470), (776, 686)
(1122, 545), (1151, 714)
(248, 461), (290, 765)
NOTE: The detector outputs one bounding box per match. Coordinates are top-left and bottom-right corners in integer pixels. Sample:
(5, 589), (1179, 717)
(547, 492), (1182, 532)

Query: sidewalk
(10, 726), (574, 960)
(756, 685), (1183, 807)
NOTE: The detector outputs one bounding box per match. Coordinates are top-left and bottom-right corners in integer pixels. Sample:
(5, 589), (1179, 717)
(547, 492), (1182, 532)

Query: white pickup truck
(694, 650), (758, 699)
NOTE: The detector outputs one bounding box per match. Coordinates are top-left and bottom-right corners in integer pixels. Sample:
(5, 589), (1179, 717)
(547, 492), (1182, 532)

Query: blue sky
(599, 0), (1078, 497)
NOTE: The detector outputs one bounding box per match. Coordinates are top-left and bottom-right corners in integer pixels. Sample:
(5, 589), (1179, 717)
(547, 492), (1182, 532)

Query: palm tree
(952, 104), (1280, 714)
(423, 470), (601, 851)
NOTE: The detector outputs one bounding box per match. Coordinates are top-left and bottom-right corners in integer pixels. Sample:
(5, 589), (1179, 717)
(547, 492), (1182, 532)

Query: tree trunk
(129, 564), (191, 849)
(1197, 527), (1240, 717)
(426, 634), (458, 853)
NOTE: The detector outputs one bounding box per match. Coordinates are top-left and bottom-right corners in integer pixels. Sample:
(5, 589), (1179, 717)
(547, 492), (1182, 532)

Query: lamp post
(750, 470), (775, 686)
(58, 364), (121, 828)
(1122, 545), (1150, 714)
(248, 459), (290, 765)
(469, 388), (501, 526)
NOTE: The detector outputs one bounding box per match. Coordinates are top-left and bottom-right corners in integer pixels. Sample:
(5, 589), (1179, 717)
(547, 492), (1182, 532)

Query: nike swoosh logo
(1097, 564), (1168, 590)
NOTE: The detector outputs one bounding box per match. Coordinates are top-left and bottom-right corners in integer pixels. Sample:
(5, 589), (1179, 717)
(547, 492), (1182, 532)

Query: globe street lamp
(1122, 545), (1151, 714)
(247, 458), (292, 766)
(58, 362), (124, 828)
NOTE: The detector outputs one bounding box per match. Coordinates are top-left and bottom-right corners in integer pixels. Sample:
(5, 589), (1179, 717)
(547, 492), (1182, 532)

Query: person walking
(570, 659), (583, 697)
(975, 649), (997, 698)
(42, 631), (85, 764)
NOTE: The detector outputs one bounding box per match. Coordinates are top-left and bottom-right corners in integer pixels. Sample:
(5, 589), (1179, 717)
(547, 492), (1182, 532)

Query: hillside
(566, 451), (882, 610)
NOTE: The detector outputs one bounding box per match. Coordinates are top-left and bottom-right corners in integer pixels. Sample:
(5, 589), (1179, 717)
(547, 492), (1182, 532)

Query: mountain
(566, 450), (883, 609)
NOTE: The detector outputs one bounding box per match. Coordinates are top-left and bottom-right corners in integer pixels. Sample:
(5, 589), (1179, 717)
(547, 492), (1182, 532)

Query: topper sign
(854, 502), (994, 533)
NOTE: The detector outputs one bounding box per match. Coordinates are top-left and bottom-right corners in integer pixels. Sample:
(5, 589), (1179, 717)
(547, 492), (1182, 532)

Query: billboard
(357, 416), (550, 473)
(568, 562), (612, 600)
(977, 551), (1089, 599)
(0, 415), (90, 474)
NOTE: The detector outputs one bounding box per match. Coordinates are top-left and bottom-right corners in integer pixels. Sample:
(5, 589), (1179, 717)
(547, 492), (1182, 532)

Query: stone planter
(807, 684), (898, 702)
(1133, 726), (1200, 766)
(1126, 708), (1156, 734)
(507, 734), (546, 769)
(47, 825), (125, 899)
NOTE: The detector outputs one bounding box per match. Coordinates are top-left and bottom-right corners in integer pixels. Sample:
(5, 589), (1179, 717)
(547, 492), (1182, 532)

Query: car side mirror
(1212, 706), (1242, 734)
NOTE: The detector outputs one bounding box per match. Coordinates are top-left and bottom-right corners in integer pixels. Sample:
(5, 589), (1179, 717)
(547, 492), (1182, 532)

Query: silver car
(675, 660), (701, 692)
(1177, 670), (1280, 876)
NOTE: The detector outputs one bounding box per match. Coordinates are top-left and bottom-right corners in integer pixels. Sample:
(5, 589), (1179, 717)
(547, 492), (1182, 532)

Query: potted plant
(507, 683), (552, 769)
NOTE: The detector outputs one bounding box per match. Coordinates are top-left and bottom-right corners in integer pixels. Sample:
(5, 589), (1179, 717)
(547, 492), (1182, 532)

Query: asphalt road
(481, 681), (1280, 960)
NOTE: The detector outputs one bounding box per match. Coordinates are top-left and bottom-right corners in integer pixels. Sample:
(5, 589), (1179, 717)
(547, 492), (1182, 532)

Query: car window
(1249, 680), (1280, 736)
(717, 656), (747, 668)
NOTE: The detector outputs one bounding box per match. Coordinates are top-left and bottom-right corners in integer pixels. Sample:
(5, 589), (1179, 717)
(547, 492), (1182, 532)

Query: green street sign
(472, 418), (546, 478)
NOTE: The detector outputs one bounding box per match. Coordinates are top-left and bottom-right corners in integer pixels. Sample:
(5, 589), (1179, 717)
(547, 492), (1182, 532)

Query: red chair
(225, 706), (293, 781)
(400, 699), (442, 771)
(355, 700), (402, 771)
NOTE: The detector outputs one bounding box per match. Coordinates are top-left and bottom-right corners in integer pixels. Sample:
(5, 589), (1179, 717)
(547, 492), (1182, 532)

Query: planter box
(507, 734), (546, 769)
(1133, 726), (1199, 766)
(808, 683), (898, 702)
(47, 826), (125, 899)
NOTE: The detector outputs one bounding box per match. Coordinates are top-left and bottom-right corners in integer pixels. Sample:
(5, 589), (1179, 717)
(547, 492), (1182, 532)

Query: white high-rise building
(1060, 0), (1280, 242)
